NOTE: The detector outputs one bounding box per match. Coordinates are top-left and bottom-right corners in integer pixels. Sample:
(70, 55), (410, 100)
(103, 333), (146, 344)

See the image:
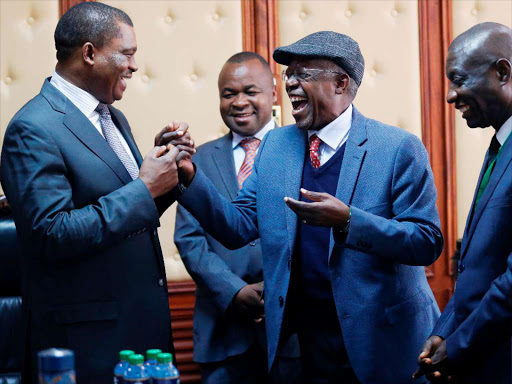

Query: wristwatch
(335, 205), (351, 235)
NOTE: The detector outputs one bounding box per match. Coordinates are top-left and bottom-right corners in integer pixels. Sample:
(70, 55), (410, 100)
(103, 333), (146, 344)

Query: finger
(175, 145), (196, 154)
(175, 121), (189, 133)
(284, 197), (316, 213)
(300, 188), (328, 202)
(412, 368), (425, 379)
(254, 317), (263, 323)
(150, 145), (167, 158)
(162, 145), (179, 160)
(176, 153), (192, 165)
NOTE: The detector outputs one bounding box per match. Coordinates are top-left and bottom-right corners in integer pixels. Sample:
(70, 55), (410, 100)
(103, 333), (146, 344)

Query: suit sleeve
(0, 118), (161, 262)
(174, 203), (248, 312)
(344, 134), (443, 266)
(445, 251), (512, 368)
(177, 134), (268, 250)
(432, 296), (457, 339)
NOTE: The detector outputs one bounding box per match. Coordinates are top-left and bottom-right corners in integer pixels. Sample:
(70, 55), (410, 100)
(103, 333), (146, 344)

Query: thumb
(162, 144), (179, 160)
(150, 145), (167, 158)
(300, 188), (326, 202)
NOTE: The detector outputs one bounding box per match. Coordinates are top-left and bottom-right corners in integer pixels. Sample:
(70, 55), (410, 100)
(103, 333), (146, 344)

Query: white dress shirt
(49, 71), (138, 167)
(497, 114), (512, 146)
(232, 118), (275, 174)
(307, 104), (353, 166)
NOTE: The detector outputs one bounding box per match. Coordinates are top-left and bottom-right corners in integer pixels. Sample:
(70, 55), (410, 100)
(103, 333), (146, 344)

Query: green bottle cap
(119, 350), (135, 362)
(156, 353), (172, 364)
(129, 354), (144, 365)
(146, 349), (162, 361)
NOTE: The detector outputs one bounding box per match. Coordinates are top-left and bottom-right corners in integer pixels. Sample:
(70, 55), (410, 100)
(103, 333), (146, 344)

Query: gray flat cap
(273, 31), (365, 86)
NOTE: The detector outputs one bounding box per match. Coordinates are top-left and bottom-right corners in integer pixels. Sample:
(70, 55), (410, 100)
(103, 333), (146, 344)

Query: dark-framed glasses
(281, 68), (344, 82)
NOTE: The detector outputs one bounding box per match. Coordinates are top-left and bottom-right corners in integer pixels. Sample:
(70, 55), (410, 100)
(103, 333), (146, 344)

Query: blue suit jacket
(178, 107), (442, 383)
(433, 131), (512, 383)
(174, 132), (267, 363)
(0, 79), (174, 384)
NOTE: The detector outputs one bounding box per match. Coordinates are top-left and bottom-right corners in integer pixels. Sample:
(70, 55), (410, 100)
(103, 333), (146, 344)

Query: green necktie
(475, 135), (505, 207)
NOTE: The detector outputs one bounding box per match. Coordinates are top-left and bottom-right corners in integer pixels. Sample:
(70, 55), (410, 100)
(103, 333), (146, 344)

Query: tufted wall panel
(101, 1), (243, 281)
(0, 0), (59, 195)
(452, 0), (512, 237)
(278, 0), (422, 139)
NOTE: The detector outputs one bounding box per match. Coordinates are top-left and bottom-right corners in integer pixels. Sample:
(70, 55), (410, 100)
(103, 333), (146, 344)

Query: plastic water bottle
(152, 353), (180, 384)
(124, 354), (150, 383)
(38, 348), (76, 384)
(114, 350), (135, 384)
(144, 349), (162, 377)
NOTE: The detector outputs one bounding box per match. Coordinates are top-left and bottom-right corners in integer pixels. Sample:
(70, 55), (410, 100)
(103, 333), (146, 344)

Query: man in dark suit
(174, 52), (300, 383)
(174, 32), (442, 384)
(0, 3), (192, 383)
(414, 22), (512, 384)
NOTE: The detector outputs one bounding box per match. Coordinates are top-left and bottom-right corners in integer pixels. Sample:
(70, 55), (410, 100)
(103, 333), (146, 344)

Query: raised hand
(139, 144), (180, 198)
(284, 188), (349, 227)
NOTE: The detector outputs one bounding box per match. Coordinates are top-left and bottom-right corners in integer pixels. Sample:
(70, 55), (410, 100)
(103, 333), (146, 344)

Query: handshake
(139, 121), (196, 199)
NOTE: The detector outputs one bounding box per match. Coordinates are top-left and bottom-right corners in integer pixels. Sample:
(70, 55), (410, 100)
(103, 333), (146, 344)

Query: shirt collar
(496, 114), (512, 146)
(307, 104), (353, 150)
(232, 117), (275, 148)
(50, 71), (100, 119)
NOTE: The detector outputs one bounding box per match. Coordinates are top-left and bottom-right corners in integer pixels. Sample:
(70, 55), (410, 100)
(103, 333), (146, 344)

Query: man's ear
(272, 79), (277, 104)
(82, 42), (95, 66)
(334, 73), (350, 95)
(496, 58), (511, 84)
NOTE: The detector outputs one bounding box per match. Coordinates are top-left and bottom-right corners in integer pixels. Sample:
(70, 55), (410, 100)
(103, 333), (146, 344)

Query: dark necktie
(95, 103), (139, 180)
(475, 135), (501, 207)
(309, 134), (322, 168)
(237, 137), (261, 189)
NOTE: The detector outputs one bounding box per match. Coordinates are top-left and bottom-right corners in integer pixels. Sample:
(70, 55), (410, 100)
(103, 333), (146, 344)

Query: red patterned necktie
(237, 137), (261, 189)
(309, 134), (322, 168)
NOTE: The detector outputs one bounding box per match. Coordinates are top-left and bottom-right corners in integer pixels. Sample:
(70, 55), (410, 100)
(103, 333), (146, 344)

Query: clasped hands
(233, 282), (265, 323)
(413, 336), (457, 383)
(139, 121), (196, 198)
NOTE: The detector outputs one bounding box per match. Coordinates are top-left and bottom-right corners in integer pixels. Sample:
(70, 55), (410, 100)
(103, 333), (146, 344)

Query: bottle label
(40, 371), (76, 384)
(153, 380), (179, 384)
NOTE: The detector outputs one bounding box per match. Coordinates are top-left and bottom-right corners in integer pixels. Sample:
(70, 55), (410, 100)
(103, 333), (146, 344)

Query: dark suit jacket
(433, 129), (512, 383)
(0, 79), (175, 384)
(174, 130), (299, 364)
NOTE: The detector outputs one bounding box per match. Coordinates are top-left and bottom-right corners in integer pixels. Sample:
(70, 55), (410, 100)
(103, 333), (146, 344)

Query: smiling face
(218, 59), (276, 136)
(285, 58), (350, 131)
(88, 22), (138, 104)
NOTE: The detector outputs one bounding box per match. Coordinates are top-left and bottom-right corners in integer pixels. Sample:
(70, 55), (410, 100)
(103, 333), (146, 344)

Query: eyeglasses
(281, 68), (344, 83)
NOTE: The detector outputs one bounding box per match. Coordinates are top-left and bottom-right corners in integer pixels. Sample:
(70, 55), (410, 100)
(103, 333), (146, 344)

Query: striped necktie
(95, 103), (139, 180)
(237, 137), (261, 189)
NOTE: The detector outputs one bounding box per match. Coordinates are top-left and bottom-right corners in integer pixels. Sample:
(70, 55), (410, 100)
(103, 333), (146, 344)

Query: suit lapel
(329, 107), (368, 258)
(285, 127), (308, 256)
(213, 134), (238, 199)
(110, 106), (143, 167)
(461, 138), (512, 259)
(460, 150), (490, 257)
(41, 80), (133, 185)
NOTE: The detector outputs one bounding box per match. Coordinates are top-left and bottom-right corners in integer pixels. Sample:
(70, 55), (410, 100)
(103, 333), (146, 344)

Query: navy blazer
(178, 108), (442, 384)
(433, 131), (512, 383)
(1, 79), (174, 384)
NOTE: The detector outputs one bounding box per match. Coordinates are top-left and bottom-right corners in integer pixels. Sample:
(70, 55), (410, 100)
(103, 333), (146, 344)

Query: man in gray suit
(174, 52), (300, 383)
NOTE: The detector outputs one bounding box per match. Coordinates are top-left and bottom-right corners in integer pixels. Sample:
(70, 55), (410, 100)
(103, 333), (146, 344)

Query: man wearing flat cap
(175, 31), (442, 383)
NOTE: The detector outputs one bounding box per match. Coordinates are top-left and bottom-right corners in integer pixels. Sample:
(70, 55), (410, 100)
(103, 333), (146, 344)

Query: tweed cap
(273, 31), (365, 86)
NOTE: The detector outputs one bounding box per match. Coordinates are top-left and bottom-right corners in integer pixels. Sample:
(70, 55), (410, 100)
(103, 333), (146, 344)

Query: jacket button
(158, 279), (164, 287)
(458, 263), (465, 274)
(288, 258), (291, 270)
(278, 296), (284, 307)
(249, 241), (256, 246)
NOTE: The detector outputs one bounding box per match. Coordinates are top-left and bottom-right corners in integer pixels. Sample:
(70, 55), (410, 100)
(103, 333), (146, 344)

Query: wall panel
(452, 0), (512, 237)
(0, 0), (59, 194)
(278, 0), (422, 139)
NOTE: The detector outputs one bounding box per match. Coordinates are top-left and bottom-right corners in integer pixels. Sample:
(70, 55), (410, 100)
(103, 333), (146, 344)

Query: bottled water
(38, 348), (76, 384)
(114, 350), (135, 384)
(152, 353), (180, 384)
(144, 349), (162, 377)
(124, 354), (150, 383)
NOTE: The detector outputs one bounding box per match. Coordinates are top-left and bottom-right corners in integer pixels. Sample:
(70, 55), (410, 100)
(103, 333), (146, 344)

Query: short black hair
(54, 2), (133, 62)
(226, 51), (271, 72)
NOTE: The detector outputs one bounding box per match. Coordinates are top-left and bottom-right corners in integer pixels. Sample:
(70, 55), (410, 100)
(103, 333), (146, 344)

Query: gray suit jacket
(174, 130), (299, 364)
